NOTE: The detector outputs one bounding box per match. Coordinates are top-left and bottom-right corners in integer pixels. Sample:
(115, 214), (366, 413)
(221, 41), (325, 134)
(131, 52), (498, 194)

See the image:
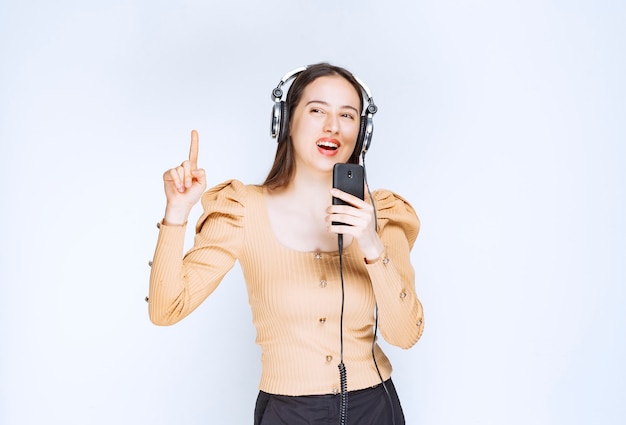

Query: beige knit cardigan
(149, 180), (424, 396)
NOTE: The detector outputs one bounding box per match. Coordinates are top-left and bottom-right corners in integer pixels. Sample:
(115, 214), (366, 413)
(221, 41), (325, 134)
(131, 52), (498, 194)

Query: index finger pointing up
(189, 129), (199, 169)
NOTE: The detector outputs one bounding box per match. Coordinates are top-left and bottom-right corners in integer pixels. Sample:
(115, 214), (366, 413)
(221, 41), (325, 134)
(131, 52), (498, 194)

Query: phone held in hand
(332, 163), (364, 226)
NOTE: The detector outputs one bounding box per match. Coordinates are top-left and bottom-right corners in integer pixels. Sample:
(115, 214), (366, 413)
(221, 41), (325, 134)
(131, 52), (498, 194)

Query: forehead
(301, 76), (361, 107)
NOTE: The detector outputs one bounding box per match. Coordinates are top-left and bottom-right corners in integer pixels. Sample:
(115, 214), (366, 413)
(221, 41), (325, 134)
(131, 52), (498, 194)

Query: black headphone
(270, 65), (378, 161)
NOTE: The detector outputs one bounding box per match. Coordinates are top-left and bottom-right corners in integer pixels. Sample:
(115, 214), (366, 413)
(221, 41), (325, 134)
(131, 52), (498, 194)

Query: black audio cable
(338, 233), (348, 425)
(337, 155), (395, 425)
(371, 305), (396, 425)
(363, 153), (396, 425)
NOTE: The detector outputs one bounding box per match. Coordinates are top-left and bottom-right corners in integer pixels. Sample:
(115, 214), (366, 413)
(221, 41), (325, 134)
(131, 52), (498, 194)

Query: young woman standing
(148, 63), (424, 425)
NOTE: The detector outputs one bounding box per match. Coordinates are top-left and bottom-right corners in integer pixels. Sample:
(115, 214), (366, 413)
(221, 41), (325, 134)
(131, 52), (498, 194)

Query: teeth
(317, 141), (338, 149)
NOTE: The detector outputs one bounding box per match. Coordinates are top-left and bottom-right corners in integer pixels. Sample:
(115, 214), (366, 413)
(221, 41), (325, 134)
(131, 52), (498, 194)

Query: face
(289, 75), (361, 175)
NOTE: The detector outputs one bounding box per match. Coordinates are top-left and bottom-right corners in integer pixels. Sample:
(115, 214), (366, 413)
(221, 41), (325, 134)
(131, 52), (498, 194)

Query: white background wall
(1, 0), (624, 424)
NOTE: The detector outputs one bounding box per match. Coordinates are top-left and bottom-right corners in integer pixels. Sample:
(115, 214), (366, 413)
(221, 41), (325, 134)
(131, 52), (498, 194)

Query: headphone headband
(271, 66), (307, 102)
(270, 65), (378, 160)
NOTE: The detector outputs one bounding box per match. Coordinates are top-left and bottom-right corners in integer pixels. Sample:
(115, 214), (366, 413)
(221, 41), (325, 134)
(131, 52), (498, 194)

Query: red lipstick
(316, 138), (341, 156)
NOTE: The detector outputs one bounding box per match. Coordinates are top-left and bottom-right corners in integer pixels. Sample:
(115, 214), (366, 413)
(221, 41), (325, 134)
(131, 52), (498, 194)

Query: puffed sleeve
(148, 180), (246, 325)
(366, 189), (424, 348)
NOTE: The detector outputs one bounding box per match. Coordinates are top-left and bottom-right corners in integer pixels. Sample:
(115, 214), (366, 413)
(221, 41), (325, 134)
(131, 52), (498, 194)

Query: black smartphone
(332, 163), (364, 225)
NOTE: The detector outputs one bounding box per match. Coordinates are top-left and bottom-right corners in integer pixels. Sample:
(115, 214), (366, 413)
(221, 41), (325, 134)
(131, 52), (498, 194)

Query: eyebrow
(305, 100), (360, 114)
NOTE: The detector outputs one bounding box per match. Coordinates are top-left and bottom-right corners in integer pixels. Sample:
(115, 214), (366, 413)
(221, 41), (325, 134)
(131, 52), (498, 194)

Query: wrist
(364, 247), (387, 265)
(161, 218), (188, 227)
(164, 204), (190, 226)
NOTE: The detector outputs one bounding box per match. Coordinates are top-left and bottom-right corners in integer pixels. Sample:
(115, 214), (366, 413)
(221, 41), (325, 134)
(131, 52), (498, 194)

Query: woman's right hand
(162, 130), (207, 225)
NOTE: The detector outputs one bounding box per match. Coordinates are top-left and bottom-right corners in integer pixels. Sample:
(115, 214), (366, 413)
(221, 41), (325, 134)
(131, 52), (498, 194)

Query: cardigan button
(326, 355), (333, 363)
(319, 280), (327, 288)
(319, 317), (326, 324)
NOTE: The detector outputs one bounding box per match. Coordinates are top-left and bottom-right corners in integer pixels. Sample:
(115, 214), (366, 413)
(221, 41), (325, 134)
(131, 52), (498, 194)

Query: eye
(310, 108), (324, 114)
(341, 113), (355, 120)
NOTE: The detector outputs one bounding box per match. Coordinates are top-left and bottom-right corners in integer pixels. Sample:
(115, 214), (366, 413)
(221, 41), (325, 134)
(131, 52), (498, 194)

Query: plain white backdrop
(1, 0), (624, 424)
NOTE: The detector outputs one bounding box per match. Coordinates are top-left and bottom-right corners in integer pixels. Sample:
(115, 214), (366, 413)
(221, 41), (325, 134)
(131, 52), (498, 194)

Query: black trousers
(254, 379), (405, 425)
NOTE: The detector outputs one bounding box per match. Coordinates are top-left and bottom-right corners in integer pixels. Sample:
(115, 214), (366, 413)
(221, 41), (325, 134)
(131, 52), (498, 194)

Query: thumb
(191, 168), (206, 184)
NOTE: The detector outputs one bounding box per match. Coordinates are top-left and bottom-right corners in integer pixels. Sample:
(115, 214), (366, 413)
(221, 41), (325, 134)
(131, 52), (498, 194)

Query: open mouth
(316, 139), (339, 151)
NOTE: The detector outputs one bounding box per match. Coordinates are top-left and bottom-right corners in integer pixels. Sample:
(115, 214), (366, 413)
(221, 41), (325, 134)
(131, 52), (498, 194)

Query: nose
(323, 113), (339, 134)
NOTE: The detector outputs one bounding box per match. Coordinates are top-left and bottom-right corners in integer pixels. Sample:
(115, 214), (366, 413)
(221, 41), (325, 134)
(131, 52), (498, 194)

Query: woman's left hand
(327, 187), (384, 261)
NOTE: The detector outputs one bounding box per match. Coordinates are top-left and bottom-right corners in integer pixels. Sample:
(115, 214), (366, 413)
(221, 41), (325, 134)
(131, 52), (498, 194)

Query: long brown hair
(262, 63), (365, 190)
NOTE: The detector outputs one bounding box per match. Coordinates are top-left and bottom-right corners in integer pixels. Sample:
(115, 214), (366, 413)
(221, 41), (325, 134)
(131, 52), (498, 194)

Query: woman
(148, 63), (424, 425)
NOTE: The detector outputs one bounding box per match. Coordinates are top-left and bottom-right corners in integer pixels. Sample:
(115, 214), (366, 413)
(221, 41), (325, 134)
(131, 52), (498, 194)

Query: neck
(295, 165), (334, 192)
(270, 166), (333, 210)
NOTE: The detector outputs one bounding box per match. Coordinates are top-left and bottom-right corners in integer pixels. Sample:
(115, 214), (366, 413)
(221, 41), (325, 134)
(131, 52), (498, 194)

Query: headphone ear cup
(357, 115), (367, 148)
(278, 101), (289, 143)
(360, 115), (373, 154)
(348, 116), (368, 163)
(358, 115), (368, 153)
(271, 102), (280, 139)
